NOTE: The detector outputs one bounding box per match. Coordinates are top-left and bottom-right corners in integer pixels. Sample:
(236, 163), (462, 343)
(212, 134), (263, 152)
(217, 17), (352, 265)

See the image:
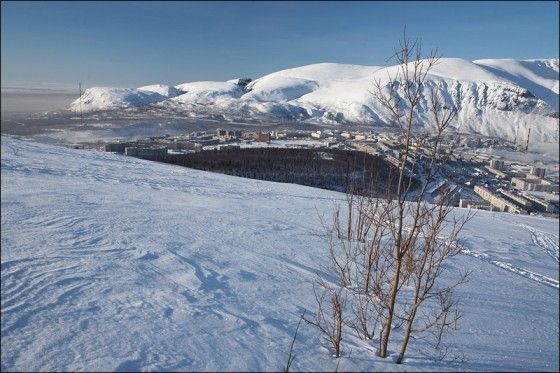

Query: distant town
(89, 128), (559, 217)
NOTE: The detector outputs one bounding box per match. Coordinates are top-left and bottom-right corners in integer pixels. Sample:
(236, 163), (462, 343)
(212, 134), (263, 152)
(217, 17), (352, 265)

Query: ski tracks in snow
(461, 223), (559, 289)
(461, 248), (559, 289)
(518, 224), (559, 263)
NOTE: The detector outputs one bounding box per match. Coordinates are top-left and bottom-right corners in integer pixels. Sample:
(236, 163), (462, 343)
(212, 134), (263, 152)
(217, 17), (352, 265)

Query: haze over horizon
(1, 1), (559, 90)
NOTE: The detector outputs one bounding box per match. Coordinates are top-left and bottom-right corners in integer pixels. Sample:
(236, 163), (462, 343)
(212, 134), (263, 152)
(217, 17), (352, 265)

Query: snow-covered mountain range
(70, 58), (559, 142)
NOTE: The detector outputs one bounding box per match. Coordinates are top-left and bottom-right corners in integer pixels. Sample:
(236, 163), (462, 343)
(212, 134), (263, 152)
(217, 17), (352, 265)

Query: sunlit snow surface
(1, 136), (558, 371)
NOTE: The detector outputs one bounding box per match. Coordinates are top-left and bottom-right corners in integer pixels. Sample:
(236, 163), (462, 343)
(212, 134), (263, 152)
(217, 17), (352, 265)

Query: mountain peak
(70, 58), (560, 143)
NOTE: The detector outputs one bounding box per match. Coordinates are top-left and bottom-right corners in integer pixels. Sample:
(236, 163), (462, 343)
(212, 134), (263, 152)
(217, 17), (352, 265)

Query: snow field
(1, 136), (558, 371)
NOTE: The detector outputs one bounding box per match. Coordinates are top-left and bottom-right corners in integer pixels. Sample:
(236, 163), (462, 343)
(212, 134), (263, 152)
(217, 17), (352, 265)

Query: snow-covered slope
(1, 137), (558, 371)
(69, 87), (168, 112)
(69, 85), (184, 112)
(137, 84), (184, 98)
(473, 59), (559, 111)
(69, 58), (559, 142)
(172, 81), (243, 104)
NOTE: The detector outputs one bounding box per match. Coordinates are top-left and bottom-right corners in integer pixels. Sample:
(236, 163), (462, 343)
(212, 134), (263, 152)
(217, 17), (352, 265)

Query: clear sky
(1, 1), (558, 89)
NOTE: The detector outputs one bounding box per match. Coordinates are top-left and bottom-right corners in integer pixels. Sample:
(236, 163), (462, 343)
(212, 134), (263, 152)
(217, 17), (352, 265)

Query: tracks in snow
(462, 224), (559, 289)
(461, 248), (559, 289)
(519, 224), (559, 263)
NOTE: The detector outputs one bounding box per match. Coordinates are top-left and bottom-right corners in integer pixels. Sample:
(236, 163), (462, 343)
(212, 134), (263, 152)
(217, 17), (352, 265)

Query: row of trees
(303, 34), (473, 366)
(164, 147), (412, 196)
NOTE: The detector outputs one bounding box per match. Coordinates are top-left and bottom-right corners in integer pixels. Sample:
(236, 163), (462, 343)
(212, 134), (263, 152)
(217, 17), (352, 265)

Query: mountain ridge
(70, 58), (560, 142)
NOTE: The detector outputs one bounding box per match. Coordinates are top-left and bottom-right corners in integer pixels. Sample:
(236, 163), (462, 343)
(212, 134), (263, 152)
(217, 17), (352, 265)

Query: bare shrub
(309, 30), (472, 365)
(373, 30), (473, 363)
(303, 278), (345, 358)
(284, 311), (306, 373)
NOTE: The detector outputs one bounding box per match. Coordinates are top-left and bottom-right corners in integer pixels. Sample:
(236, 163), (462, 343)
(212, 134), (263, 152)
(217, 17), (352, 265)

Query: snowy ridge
(70, 87), (167, 112)
(137, 84), (184, 98)
(1, 136), (558, 371)
(69, 58), (559, 142)
(172, 81), (243, 104)
(473, 59), (559, 111)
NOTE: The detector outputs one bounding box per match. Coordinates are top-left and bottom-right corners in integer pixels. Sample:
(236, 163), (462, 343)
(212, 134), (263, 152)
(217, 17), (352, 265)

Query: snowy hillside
(69, 58), (559, 142)
(1, 136), (559, 371)
(69, 87), (169, 112)
(137, 84), (184, 98)
(172, 81), (243, 104)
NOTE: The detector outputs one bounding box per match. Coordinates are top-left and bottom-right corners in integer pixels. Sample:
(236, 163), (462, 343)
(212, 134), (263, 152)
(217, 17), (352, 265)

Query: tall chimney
(525, 128), (531, 152)
(79, 82), (83, 126)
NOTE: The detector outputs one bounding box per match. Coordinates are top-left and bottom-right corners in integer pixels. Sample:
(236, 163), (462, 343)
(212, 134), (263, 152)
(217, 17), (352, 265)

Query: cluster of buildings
(338, 131), (558, 217)
(459, 162), (558, 215)
(100, 128), (343, 158)
(98, 127), (558, 217)
(101, 129), (275, 157)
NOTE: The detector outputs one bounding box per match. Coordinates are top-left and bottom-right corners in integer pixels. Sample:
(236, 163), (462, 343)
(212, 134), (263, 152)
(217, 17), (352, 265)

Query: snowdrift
(1, 136), (558, 371)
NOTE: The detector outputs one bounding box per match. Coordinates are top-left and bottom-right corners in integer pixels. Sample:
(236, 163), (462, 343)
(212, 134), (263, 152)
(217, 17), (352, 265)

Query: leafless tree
(310, 30), (473, 365)
(391, 198), (472, 363)
(303, 278), (345, 358)
(371, 30), (473, 363)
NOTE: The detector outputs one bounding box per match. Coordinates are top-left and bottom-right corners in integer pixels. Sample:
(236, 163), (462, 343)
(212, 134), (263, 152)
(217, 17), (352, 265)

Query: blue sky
(1, 1), (558, 89)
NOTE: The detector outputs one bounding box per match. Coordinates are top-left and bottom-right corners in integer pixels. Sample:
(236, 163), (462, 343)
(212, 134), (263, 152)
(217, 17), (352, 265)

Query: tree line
(163, 147), (416, 196)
